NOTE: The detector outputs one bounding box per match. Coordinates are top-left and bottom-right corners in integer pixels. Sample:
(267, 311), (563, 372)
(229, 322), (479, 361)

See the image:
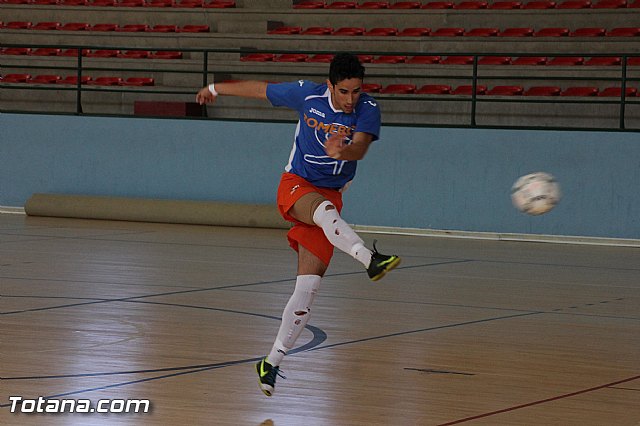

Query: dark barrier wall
(1, 113), (639, 239)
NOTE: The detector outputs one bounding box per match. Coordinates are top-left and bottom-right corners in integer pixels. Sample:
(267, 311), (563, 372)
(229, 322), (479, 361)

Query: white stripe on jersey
(284, 120), (301, 172)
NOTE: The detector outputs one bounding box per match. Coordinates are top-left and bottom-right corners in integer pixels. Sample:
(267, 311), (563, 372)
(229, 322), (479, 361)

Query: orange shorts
(277, 172), (343, 266)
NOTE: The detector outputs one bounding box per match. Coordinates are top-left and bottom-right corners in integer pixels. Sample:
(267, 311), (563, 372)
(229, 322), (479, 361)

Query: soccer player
(196, 53), (400, 396)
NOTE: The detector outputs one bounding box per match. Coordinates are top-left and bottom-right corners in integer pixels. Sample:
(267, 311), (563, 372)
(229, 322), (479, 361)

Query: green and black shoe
(366, 240), (401, 281)
(256, 357), (285, 397)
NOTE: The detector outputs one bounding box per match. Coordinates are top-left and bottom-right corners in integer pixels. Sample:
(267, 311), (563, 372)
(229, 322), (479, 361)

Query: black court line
(0, 311), (540, 405)
(0, 259), (470, 316)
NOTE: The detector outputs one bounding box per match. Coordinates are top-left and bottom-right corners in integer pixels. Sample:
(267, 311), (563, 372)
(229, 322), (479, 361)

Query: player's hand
(195, 86), (217, 105)
(324, 134), (346, 159)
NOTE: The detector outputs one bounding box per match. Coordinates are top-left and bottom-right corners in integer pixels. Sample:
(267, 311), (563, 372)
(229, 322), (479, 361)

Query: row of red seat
(241, 53), (640, 66)
(364, 83), (638, 96)
(0, 22), (209, 32)
(1, 0), (234, 6)
(1, 48), (183, 58)
(294, 0), (636, 8)
(268, 26), (640, 37)
(0, 74), (155, 85)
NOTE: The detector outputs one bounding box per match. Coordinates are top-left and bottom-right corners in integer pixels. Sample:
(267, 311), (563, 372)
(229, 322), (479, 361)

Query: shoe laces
(266, 366), (286, 382)
(371, 239), (380, 255)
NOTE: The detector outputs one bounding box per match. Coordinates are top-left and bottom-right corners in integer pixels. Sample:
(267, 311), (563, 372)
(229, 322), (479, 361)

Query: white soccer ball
(511, 172), (561, 215)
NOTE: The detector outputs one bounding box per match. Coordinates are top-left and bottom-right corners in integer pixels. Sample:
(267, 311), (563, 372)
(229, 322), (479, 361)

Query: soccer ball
(511, 172), (561, 215)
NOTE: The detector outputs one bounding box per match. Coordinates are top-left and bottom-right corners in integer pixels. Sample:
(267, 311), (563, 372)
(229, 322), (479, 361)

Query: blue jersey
(266, 80), (381, 189)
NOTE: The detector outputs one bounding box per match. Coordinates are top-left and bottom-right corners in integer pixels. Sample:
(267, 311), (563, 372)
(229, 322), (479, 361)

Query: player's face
(328, 78), (362, 114)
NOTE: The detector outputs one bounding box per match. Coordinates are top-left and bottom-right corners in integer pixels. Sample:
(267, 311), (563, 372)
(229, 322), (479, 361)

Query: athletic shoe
(256, 357), (284, 397)
(366, 240), (401, 281)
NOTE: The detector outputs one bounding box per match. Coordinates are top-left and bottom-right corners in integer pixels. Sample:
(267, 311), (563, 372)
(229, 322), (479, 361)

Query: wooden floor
(1, 213), (639, 426)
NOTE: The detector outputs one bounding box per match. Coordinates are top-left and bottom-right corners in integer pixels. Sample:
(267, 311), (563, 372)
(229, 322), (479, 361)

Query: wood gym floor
(1, 213), (639, 425)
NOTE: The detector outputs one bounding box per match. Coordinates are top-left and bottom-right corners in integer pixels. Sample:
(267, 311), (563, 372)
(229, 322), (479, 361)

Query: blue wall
(1, 113), (639, 239)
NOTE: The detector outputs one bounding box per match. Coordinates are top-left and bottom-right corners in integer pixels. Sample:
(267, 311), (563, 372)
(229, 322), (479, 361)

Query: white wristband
(208, 83), (218, 96)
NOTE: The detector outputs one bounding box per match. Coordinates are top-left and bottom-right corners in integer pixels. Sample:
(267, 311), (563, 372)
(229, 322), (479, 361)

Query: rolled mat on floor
(24, 193), (290, 229)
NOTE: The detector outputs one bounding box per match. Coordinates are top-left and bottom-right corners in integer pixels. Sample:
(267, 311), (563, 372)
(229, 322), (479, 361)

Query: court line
(0, 260), (468, 315)
(438, 374), (640, 425)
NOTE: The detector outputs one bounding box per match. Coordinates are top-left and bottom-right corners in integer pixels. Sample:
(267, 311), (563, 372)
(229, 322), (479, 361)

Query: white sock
(312, 200), (372, 268)
(267, 274), (321, 366)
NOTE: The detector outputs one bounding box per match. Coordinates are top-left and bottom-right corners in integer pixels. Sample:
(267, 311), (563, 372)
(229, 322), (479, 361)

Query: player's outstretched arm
(325, 132), (373, 161)
(196, 80), (269, 105)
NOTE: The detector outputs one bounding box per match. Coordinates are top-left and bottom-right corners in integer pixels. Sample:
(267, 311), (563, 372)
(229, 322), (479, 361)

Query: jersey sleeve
(355, 96), (381, 141)
(266, 80), (314, 110)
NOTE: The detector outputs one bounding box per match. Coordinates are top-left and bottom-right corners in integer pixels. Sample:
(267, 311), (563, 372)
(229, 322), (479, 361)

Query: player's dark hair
(329, 53), (365, 85)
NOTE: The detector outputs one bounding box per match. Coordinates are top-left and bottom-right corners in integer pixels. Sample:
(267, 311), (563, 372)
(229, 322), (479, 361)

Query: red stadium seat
(407, 55), (441, 64)
(148, 51), (182, 59)
(451, 85), (487, 95)
(333, 27), (365, 36)
(176, 0), (203, 6)
(487, 85), (524, 95)
(92, 23), (120, 31)
(116, 24), (149, 32)
(592, 0), (626, 6)
(417, 84), (451, 94)
(571, 27), (605, 37)
(2, 74), (32, 83)
(326, 1), (357, 7)
(306, 54), (334, 62)
(3, 0), (30, 2)
(441, 55), (474, 64)
(523, 0), (556, 7)
(364, 27), (398, 36)
(203, 0), (234, 6)
(357, 55), (374, 63)
(489, 0), (521, 7)
(465, 28), (499, 37)
(358, 1), (390, 7)
(61, 22), (91, 31)
(432, 27), (465, 37)
(371, 55), (407, 63)
(180, 25), (210, 32)
(149, 25), (177, 32)
(2, 48), (32, 55)
(90, 0), (116, 5)
(557, 0), (591, 6)
(421, 1), (453, 7)
(390, 1), (421, 7)
(524, 86), (562, 96)
(598, 87), (638, 97)
(361, 83), (383, 92)
(240, 53), (276, 62)
(60, 48), (90, 56)
(32, 0), (60, 4)
(57, 76), (92, 84)
(293, 0), (325, 7)
(380, 84), (417, 94)
(606, 27), (640, 37)
(32, 22), (61, 30)
(627, 57), (640, 66)
(301, 27), (333, 35)
(123, 77), (154, 86)
(454, 1), (488, 7)
(60, 0), (88, 4)
(561, 86), (599, 96)
(547, 56), (584, 65)
(397, 27), (431, 36)
(629, 0), (640, 5)
(31, 48), (62, 56)
(512, 56), (547, 65)
(118, 50), (151, 58)
(30, 75), (62, 84)
(585, 56), (621, 66)
(90, 77), (124, 86)
(274, 53), (309, 62)
(86, 50), (120, 57)
(117, 0), (144, 5)
(5, 22), (33, 30)
(534, 27), (570, 37)
(268, 26), (302, 35)
(498, 28), (534, 37)
(145, 0), (174, 6)
(478, 56), (512, 65)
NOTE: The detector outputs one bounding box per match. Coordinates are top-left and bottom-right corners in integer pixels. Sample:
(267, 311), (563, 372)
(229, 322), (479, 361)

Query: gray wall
(1, 113), (639, 239)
